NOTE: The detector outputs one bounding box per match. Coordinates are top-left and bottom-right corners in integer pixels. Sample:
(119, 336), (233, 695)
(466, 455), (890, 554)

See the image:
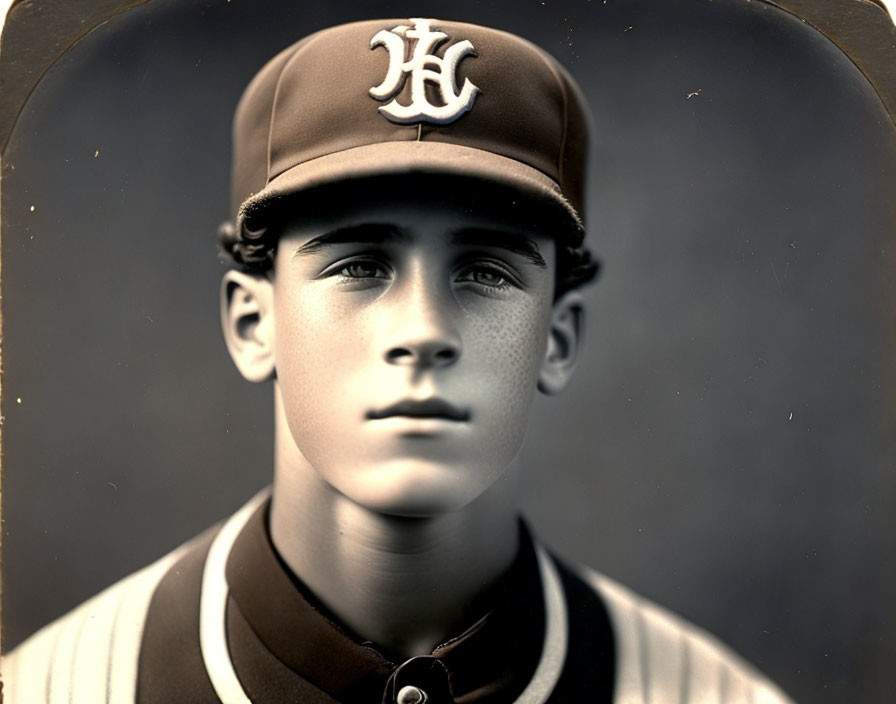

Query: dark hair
(218, 176), (600, 297)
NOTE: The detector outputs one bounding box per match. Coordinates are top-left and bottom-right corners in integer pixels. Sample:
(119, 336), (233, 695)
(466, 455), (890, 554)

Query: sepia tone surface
(2, 1), (895, 702)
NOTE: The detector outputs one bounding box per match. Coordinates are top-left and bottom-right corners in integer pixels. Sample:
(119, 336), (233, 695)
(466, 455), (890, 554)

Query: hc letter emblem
(369, 18), (479, 125)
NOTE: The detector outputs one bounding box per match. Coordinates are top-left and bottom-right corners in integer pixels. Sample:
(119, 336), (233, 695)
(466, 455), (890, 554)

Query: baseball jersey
(2, 490), (794, 703)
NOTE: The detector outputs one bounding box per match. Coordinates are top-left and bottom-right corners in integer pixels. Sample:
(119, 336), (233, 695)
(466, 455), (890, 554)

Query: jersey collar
(200, 491), (568, 703)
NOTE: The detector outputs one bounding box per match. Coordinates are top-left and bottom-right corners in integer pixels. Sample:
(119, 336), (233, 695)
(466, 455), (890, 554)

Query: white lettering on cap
(369, 18), (479, 125)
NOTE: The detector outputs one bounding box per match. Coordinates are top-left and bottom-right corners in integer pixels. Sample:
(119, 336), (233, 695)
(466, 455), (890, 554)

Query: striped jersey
(2, 491), (794, 703)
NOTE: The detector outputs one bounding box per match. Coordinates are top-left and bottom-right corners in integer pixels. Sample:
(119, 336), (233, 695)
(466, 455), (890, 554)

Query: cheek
(472, 308), (545, 385)
(462, 295), (552, 441)
(271, 287), (368, 450)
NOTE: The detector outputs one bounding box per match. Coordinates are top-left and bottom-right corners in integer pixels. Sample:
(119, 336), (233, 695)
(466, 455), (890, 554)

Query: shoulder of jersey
(1, 535), (199, 704)
(573, 561), (796, 704)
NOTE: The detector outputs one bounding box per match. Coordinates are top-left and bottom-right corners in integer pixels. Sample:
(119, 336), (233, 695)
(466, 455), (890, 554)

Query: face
(266, 192), (560, 518)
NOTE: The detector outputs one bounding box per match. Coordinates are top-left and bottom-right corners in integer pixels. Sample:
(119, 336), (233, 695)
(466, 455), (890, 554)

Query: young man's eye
(337, 261), (390, 280)
(456, 265), (514, 289)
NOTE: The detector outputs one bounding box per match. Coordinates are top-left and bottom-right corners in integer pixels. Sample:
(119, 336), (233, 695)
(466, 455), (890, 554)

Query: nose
(383, 280), (461, 369)
(385, 340), (460, 367)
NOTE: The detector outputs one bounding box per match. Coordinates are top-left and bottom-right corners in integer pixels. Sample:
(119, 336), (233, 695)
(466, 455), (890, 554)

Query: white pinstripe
(2, 545), (187, 703)
(580, 567), (797, 704)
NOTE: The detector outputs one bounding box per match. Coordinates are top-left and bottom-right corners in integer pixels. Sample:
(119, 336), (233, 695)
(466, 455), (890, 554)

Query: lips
(366, 398), (470, 422)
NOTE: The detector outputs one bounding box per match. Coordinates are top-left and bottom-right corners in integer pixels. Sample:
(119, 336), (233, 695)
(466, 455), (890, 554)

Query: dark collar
(225, 500), (547, 704)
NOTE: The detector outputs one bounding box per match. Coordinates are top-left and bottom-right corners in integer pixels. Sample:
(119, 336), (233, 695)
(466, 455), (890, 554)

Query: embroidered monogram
(369, 18), (479, 124)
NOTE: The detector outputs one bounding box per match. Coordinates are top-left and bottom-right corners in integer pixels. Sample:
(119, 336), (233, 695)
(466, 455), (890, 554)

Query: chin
(336, 459), (491, 519)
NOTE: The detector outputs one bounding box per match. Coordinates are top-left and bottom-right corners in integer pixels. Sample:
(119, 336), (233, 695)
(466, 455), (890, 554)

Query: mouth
(366, 398), (470, 422)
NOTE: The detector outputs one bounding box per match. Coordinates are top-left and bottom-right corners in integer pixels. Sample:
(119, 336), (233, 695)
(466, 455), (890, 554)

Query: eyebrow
(451, 228), (547, 268)
(291, 224), (406, 257)
(290, 222), (547, 268)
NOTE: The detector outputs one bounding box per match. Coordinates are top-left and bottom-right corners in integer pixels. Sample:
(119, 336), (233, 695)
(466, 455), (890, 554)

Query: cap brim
(236, 141), (584, 246)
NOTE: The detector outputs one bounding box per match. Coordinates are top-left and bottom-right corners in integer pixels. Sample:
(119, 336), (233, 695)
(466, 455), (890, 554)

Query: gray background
(3, 1), (895, 702)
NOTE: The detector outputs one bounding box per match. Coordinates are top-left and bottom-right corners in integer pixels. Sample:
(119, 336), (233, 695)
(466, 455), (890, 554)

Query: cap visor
(237, 141), (584, 245)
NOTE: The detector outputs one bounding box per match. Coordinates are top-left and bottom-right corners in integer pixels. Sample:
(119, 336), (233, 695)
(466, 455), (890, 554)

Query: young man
(3, 17), (794, 704)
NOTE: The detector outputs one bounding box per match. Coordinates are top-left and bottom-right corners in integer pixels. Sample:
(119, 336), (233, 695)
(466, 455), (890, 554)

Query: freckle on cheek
(467, 304), (546, 461)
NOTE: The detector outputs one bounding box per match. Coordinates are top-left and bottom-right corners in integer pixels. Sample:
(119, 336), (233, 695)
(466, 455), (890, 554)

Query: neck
(268, 397), (521, 658)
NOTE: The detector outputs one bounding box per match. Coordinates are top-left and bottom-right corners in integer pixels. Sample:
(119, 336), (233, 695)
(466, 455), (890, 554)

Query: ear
(537, 290), (585, 395)
(220, 270), (275, 383)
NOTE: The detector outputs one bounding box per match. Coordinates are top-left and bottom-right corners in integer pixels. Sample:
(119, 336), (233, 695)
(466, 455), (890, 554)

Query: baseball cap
(228, 17), (591, 248)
